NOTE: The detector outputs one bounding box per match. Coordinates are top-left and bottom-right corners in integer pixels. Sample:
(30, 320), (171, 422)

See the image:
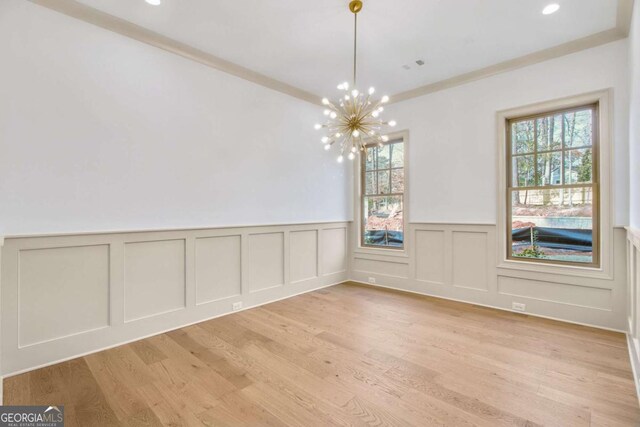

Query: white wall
(630, 1), (640, 229)
(0, 1), (350, 236)
(387, 40), (629, 226)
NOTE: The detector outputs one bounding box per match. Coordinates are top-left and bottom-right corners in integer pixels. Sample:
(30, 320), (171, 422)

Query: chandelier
(314, 0), (397, 163)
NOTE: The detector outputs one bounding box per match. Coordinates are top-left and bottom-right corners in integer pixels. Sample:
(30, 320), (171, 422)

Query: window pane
(365, 148), (377, 171)
(536, 152), (562, 186)
(365, 172), (376, 195)
(363, 195), (403, 248)
(564, 148), (593, 184)
(378, 170), (390, 194)
(390, 143), (404, 168)
(391, 169), (404, 193)
(564, 109), (593, 148)
(536, 115), (562, 152)
(511, 187), (593, 263)
(377, 144), (390, 169)
(512, 120), (535, 154)
(512, 155), (535, 187)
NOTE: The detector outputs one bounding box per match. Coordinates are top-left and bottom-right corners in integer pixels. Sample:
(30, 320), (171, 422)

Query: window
(507, 104), (599, 266)
(361, 138), (405, 249)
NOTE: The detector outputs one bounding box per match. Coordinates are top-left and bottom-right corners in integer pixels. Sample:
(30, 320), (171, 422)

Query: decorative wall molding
(0, 221), (348, 377)
(626, 227), (640, 404)
(392, 29), (624, 103)
(618, 0), (636, 35)
(26, 0), (633, 106)
(350, 223), (628, 331)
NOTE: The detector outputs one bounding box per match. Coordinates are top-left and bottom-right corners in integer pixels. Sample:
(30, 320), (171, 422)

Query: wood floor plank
(58, 359), (121, 427)
(84, 351), (150, 421)
(4, 282), (639, 426)
(121, 408), (164, 427)
(217, 391), (288, 427)
(3, 373), (31, 405)
(134, 382), (206, 426)
(165, 327), (253, 390)
(239, 382), (340, 427)
(129, 340), (168, 366)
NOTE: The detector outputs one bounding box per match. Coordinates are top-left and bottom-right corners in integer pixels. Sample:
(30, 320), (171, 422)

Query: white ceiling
(75, 0), (618, 97)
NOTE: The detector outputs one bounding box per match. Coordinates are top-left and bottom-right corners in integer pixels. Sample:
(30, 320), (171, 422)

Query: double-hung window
(361, 138), (405, 249)
(507, 103), (599, 266)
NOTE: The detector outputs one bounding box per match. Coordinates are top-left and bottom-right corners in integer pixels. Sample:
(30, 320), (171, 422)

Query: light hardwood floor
(4, 282), (640, 426)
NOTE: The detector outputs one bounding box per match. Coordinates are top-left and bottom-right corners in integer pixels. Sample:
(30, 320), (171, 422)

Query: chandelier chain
(353, 12), (358, 87)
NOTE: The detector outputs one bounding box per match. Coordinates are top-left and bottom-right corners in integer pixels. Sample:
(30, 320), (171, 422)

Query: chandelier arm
(359, 103), (377, 120)
(361, 94), (371, 114)
(355, 96), (366, 119)
(340, 136), (350, 153)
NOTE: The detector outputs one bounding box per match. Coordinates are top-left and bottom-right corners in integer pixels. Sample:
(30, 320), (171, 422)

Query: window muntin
(507, 104), (599, 266)
(361, 139), (404, 249)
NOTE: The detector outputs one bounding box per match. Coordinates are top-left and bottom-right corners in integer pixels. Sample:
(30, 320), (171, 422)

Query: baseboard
(347, 279), (626, 333)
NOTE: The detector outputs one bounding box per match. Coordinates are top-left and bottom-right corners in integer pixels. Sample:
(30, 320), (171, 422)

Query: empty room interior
(1, 0), (640, 425)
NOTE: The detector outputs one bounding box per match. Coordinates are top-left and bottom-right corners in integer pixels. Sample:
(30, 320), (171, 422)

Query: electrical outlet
(232, 301), (243, 311)
(512, 302), (526, 312)
(368, 277), (376, 284)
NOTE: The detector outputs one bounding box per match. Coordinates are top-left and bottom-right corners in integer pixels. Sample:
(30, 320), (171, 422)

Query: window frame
(506, 103), (600, 268)
(496, 90), (613, 279)
(356, 131), (409, 256)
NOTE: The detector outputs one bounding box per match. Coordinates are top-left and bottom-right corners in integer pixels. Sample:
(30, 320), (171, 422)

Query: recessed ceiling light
(145, 0), (161, 5)
(542, 3), (560, 15)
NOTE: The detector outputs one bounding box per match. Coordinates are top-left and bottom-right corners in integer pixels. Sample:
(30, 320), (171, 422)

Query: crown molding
(27, 0), (319, 105)
(390, 0), (634, 103)
(390, 28), (624, 103)
(618, 0), (635, 35)
(27, 0), (633, 107)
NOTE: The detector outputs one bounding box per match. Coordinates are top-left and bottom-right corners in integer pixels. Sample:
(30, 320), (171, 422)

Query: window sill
(354, 246), (409, 259)
(497, 258), (612, 281)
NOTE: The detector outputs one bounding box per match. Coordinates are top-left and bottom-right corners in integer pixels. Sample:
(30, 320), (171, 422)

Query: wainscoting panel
(322, 227), (347, 275)
(18, 244), (110, 347)
(353, 257), (410, 279)
(626, 227), (640, 402)
(195, 235), (242, 305)
(498, 276), (612, 310)
(452, 231), (489, 291)
(350, 223), (627, 331)
(415, 230), (445, 284)
(248, 232), (285, 293)
(636, 241), (640, 334)
(289, 230), (318, 284)
(124, 239), (187, 322)
(0, 221), (348, 376)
